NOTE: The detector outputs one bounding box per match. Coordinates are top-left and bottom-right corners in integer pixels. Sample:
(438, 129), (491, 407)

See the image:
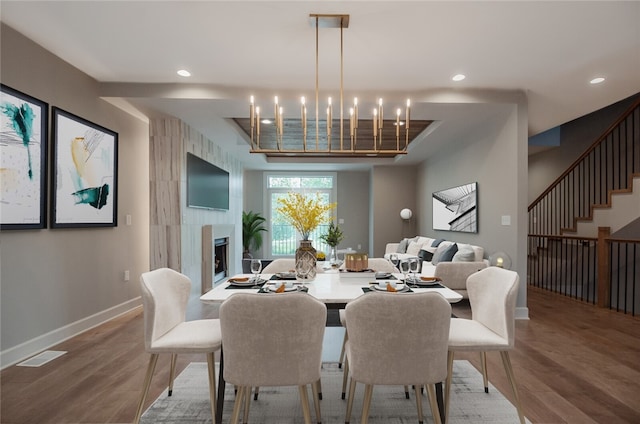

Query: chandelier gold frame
(246, 14), (415, 158)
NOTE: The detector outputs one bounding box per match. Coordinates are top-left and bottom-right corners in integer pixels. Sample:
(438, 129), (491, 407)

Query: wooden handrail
(528, 96), (640, 211)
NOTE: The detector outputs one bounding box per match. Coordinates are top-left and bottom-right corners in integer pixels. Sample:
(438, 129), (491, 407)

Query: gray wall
(0, 24), (150, 367)
(416, 100), (529, 318)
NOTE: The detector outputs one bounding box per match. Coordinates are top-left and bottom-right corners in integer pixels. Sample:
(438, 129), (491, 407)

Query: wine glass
(389, 253), (399, 270)
(295, 260), (312, 289)
(408, 257), (420, 283)
(399, 259), (410, 284)
(250, 259), (262, 283)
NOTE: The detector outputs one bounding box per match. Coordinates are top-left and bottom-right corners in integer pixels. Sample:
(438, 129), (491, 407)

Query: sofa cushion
(418, 248), (433, 263)
(452, 244), (476, 262)
(406, 240), (424, 256)
(432, 242), (458, 265)
(431, 238), (446, 247)
(396, 238), (410, 253)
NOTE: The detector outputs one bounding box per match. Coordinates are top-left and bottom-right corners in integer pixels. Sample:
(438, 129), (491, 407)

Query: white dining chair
(338, 258), (399, 371)
(219, 292), (327, 424)
(445, 266), (525, 424)
(344, 291), (451, 424)
(133, 268), (222, 424)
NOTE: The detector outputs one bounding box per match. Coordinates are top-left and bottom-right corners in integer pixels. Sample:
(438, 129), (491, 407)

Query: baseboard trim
(515, 306), (530, 320)
(0, 297), (142, 370)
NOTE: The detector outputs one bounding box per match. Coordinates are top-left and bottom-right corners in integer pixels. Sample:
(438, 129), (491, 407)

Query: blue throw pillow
(431, 238), (446, 247)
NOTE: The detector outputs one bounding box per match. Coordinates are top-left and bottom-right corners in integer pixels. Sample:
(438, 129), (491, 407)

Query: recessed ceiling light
(452, 74), (466, 82)
(590, 77), (605, 84)
(177, 69), (191, 77)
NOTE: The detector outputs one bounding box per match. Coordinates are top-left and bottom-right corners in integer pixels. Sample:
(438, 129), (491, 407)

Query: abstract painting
(432, 182), (478, 233)
(0, 84), (48, 230)
(51, 107), (118, 228)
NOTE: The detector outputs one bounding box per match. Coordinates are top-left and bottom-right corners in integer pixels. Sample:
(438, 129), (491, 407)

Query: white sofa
(384, 236), (488, 298)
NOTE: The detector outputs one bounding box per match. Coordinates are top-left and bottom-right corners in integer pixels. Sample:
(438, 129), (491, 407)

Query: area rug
(141, 361), (530, 423)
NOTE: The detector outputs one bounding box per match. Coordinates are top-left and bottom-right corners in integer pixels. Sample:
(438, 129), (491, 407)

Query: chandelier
(246, 14), (414, 158)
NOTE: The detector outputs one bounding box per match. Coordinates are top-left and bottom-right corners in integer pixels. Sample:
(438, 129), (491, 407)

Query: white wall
(0, 24), (150, 367)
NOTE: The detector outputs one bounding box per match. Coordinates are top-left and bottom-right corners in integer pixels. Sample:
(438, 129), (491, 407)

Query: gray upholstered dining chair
(219, 292), (327, 424)
(337, 258), (399, 370)
(133, 268), (222, 424)
(445, 266), (525, 424)
(344, 291), (451, 424)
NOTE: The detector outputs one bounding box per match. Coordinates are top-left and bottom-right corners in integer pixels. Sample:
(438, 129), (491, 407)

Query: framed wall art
(0, 84), (48, 230)
(432, 182), (478, 233)
(51, 107), (118, 228)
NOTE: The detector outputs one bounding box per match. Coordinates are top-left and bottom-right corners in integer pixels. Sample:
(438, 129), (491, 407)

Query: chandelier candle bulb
(396, 108), (401, 138)
(256, 107), (260, 139)
(373, 108), (378, 138)
(378, 98), (384, 129)
(406, 99), (410, 130)
(353, 97), (359, 128)
(250, 96), (255, 129)
(349, 108), (354, 137)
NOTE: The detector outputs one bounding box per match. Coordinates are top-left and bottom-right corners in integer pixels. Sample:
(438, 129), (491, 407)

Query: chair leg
(168, 353), (177, 396)
(414, 385), (424, 424)
(341, 357), (349, 399)
(133, 353), (159, 424)
(445, 351), (454, 424)
(500, 351), (526, 424)
(206, 352), (217, 422)
(311, 379), (322, 424)
(338, 330), (347, 368)
(299, 384), (313, 424)
(230, 385), (245, 424)
(426, 383), (443, 424)
(360, 384), (374, 424)
(243, 386), (251, 424)
(344, 378), (356, 424)
(317, 377), (323, 400)
(480, 351), (489, 393)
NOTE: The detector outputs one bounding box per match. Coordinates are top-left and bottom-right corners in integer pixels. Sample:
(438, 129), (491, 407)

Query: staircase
(528, 97), (640, 315)
(562, 175), (640, 237)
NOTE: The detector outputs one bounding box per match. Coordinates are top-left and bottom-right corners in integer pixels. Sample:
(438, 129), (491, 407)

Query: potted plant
(242, 211), (267, 259)
(320, 221), (344, 264)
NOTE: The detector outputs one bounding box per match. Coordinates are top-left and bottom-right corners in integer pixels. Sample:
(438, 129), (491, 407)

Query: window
(265, 173), (337, 257)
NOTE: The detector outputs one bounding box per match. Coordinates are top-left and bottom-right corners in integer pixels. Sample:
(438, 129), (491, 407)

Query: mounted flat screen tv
(432, 182), (477, 233)
(186, 152), (229, 211)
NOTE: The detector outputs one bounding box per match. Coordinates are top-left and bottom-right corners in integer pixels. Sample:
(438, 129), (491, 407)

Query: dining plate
(371, 284), (408, 293)
(267, 284), (297, 292)
(413, 280), (441, 287)
(275, 272), (297, 280)
(228, 278), (259, 287)
(375, 272), (392, 279)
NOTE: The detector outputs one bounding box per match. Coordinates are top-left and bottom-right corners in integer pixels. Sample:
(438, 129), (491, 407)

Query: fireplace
(214, 237), (229, 283)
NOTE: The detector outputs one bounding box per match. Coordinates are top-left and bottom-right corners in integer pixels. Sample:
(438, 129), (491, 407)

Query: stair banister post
(597, 226), (611, 308)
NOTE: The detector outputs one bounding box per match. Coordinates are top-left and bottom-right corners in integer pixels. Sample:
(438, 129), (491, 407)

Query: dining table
(200, 269), (462, 424)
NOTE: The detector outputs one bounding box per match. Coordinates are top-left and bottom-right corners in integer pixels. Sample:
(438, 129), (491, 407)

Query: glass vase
(295, 240), (317, 282)
(329, 246), (338, 264)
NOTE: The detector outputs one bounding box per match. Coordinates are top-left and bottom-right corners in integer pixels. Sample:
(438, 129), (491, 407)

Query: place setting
(363, 280), (412, 294)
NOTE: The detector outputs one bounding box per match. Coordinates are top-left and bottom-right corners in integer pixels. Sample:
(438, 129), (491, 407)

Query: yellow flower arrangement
(275, 192), (336, 240)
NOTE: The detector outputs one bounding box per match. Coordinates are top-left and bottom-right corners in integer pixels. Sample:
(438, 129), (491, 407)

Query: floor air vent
(17, 350), (67, 367)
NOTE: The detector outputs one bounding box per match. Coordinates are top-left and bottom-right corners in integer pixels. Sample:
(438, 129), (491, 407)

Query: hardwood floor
(1, 286), (639, 423)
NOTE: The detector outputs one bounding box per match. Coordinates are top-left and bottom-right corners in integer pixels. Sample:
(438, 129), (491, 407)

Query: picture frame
(0, 84), (48, 230)
(51, 107), (118, 228)
(432, 182), (478, 233)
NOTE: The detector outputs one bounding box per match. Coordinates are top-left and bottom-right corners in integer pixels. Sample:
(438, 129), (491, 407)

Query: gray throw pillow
(432, 243), (458, 265)
(396, 238), (409, 253)
(452, 246), (476, 262)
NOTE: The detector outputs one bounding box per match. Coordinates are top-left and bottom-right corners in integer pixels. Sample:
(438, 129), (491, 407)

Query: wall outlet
(357, 244), (362, 250)
(124, 270), (130, 281)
